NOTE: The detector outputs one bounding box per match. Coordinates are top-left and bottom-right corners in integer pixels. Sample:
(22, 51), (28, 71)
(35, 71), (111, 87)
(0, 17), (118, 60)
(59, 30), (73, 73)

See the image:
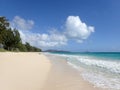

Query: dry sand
(0, 52), (51, 90)
(0, 52), (103, 90)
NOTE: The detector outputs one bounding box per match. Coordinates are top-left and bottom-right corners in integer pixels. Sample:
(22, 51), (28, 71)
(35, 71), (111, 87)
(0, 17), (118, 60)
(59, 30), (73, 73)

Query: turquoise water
(50, 52), (120, 60)
(48, 52), (120, 90)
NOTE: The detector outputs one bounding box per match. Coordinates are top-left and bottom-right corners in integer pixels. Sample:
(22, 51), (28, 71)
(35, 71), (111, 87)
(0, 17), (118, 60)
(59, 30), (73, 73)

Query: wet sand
(0, 52), (103, 90)
(42, 54), (103, 90)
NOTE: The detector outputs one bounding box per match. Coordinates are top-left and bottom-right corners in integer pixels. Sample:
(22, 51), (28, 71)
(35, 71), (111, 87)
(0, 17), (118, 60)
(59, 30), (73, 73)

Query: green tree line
(0, 16), (41, 52)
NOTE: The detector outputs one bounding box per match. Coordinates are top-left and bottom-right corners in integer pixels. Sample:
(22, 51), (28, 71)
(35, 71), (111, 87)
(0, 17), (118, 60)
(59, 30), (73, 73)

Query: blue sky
(0, 0), (120, 52)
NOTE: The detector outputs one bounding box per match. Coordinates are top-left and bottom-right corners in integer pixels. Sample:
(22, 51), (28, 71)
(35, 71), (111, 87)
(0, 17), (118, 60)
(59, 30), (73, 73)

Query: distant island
(43, 49), (71, 53)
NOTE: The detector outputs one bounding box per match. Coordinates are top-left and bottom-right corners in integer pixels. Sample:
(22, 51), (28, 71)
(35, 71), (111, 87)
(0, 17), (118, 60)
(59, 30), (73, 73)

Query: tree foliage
(0, 16), (9, 43)
(0, 16), (9, 30)
(0, 16), (41, 52)
(25, 42), (41, 52)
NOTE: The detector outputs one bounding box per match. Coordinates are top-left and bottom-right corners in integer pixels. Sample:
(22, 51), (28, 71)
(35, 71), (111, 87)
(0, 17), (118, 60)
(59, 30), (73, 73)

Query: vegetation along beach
(0, 0), (120, 90)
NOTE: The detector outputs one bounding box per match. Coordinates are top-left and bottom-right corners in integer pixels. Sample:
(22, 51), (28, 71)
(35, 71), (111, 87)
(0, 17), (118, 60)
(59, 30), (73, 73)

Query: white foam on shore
(75, 56), (120, 74)
(81, 71), (120, 90)
(67, 59), (120, 90)
(65, 55), (120, 74)
(67, 56), (120, 90)
(45, 53), (120, 90)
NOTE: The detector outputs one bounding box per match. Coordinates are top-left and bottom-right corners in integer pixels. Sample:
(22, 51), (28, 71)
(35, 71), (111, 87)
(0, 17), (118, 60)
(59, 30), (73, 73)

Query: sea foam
(66, 55), (120, 90)
(46, 52), (120, 90)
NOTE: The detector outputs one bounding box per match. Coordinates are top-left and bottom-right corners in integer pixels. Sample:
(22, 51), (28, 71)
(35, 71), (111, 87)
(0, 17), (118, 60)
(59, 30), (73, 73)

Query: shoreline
(43, 53), (103, 90)
(0, 52), (103, 90)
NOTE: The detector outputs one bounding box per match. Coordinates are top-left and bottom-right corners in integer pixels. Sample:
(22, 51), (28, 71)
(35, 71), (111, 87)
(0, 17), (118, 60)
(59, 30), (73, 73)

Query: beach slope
(0, 52), (103, 90)
(0, 52), (51, 90)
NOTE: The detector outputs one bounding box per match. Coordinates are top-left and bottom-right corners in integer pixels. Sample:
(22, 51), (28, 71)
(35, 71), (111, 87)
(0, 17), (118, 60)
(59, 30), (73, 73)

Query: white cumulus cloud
(65, 16), (94, 43)
(19, 30), (67, 48)
(11, 16), (34, 30)
(10, 16), (95, 49)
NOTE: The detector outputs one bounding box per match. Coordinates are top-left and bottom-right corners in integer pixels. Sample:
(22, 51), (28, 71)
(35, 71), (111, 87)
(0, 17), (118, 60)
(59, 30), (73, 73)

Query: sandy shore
(0, 52), (103, 90)
(0, 52), (51, 90)
(43, 54), (103, 90)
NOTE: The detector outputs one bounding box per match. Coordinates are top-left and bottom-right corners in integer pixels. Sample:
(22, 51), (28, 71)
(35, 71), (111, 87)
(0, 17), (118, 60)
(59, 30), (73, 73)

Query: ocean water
(47, 52), (120, 90)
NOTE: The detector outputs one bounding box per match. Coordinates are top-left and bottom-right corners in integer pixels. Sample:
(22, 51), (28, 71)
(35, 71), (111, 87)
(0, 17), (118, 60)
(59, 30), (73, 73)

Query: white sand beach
(0, 52), (51, 90)
(0, 52), (103, 90)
